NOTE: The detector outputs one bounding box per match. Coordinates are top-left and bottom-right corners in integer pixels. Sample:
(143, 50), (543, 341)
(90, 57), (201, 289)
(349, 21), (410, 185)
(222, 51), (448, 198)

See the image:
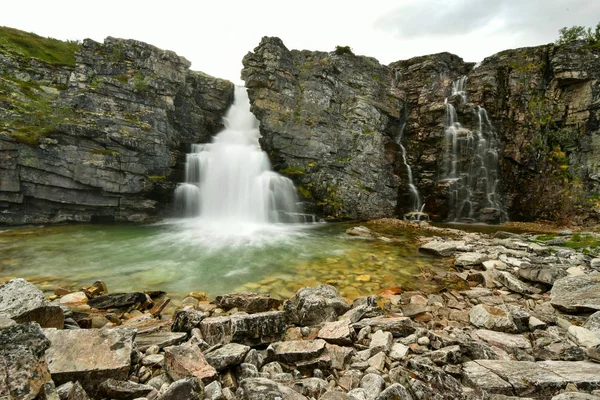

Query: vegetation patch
(535, 233), (557, 241)
(89, 149), (119, 156)
(0, 26), (80, 66)
(280, 166), (305, 175)
(564, 233), (600, 250)
(334, 45), (354, 56)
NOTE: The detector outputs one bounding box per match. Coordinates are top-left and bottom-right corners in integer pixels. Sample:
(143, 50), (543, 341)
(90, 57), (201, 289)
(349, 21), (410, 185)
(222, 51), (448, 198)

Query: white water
(396, 115), (425, 219)
(173, 86), (305, 243)
(442, 77), (506, 223)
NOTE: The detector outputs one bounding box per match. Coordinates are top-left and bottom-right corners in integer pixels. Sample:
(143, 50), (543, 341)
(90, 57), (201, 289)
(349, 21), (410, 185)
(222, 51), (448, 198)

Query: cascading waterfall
(173, 86), (301, 225)
(396, 107), (425, 220)
(442, 76), (506, 223)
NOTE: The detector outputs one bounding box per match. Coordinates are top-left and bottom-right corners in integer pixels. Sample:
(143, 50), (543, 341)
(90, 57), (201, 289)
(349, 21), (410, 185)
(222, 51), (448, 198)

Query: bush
(334, 45), (354, 56)
(556, 23), (600, 45)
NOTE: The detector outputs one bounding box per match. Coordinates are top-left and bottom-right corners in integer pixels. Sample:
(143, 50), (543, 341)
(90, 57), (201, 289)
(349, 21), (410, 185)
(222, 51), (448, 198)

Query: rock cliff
(0, 29), (233, 225)
(243, 37), (600, 224)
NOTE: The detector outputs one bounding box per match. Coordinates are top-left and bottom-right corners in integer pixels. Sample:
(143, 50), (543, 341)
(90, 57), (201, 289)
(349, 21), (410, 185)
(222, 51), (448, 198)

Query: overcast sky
(1, 1), (598, 83)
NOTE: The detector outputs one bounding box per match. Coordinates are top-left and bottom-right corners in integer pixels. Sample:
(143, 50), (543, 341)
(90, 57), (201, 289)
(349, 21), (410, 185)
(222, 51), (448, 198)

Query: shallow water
(0, 220), (449, 301)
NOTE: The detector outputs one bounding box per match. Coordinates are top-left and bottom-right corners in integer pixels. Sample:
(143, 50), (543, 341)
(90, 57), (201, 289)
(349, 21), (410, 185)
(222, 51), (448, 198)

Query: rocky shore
(4, 222), (600, 399)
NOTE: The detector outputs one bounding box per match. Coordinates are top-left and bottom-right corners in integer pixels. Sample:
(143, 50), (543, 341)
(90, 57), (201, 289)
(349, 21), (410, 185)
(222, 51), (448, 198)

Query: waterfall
(441, 77), (506, 223)
(173, 86), (301, 224)
(396, 108), (425, 220)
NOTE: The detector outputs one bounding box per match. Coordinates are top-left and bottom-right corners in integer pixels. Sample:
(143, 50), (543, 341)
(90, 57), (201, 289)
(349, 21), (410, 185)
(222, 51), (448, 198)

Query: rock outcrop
(242, 37), (600, 223)
(0, 30), (233, 225)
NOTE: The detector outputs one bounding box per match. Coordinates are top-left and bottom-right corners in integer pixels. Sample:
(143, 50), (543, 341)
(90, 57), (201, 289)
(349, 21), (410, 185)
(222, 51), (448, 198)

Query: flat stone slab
(215, 292), (281, 314)
(204, 343), (251, 372)
(551, 275), (600, 313)
(317, 320), (352, 345)
(0, 278), (64, 328)
(455, 252), (489, 268)
(135, 330), (187, 352)
(473, 329), (531, 351)
(462, 360), (600, 397)
(87, 292), (147, 309)
(44, 327), (135, 397)
(419, 240), (465, 257)
(268, 339), (327, 363)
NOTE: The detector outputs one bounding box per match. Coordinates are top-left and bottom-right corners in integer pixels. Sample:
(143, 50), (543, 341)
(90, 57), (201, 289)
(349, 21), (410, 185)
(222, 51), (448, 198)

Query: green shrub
(556, 23), (600, 45)
(334, 45), (354, 56)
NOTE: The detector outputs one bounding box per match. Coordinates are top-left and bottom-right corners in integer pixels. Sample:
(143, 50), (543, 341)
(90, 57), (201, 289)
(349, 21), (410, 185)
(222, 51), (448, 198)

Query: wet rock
(156, 377), (204, 400)
(164, 342), (218, 384)
(284, 285), (350, 326)
(98, 379), (156, 399)
(0, 278), (64, 328)
(419, 240), (465, 257)
(87, 292), (147, 309)
(204, 343), (251, 372)
(518, 264), (568, 285)
(551, 275), (600, 313)
(267, 339), (327, 363)
(215, 292), (281, 314)
(199, 311), (287, 346)
(45, 327), (135, 397)
(171, 308), (205, 332)
(318, 320), (353, 345)
(236, 377), (308, 400)
(0, 322), (52, 399)
(56, 381), (91, 400)
(469, 304), (517, 333)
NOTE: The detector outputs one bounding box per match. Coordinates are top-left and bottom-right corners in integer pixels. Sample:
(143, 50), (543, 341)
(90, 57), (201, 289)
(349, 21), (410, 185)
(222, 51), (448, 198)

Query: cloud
(376, 0), (600, 42)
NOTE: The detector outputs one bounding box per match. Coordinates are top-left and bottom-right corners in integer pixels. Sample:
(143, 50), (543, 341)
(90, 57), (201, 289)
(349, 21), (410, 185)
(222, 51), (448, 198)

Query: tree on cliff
(556, 23), (600, 45)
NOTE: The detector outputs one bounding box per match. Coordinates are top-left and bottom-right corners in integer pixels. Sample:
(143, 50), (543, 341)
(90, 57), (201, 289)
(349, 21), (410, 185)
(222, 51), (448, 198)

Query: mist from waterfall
(172, 86), (306, 244)
(442, 77), (506, 223)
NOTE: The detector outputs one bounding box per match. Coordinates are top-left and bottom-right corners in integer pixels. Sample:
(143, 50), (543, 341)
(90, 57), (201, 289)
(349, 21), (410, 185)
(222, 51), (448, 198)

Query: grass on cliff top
(0, 26), (80, 66)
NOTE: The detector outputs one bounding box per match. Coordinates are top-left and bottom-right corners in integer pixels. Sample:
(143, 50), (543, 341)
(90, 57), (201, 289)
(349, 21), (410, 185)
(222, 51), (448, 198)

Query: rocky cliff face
(242, 38), (403, 220)
(243, 37), (600, 224)
(0, 33), (233, 225)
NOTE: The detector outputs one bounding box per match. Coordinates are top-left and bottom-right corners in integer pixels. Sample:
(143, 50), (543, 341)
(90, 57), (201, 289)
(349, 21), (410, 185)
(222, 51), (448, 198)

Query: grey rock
(215, 292), (281, 314)
(359, 373), (386, 400)
(551, 275), (600, 313)
(493, 270), (532, 294)
(389, 343), (410, 361)
(369, 330), (393, 356)
(568, 326), (600, 348)
(204, 381), (223, 400)
(44, 327), (135, 397)
(199, 311), (287, 346)
(98, 379), (156, 400)
(135, 331), (187, 352)
(164, 342), (218, 384)
(455, 252), (489, 268)
(146, 374), (172, 391)
(352, 316), (416, 337)
(584, 311), (600, 337)
(156, 377), (204, 400)
(474, 329), (532, 353)
(56, 381), (91, 400)
(469, 304), (517, 333)
(318, 320), (353, 345)
(235, 363), (259, 380)
(204, 343), (251, 372)
(292, 378), (328, 398)
(87, 292), (147, 309)
(429, 345), (462, 366)
(551, 394), (600, 399)
(236, 377), (308, 400)
(171, 308), (205, 332)
(518, 264), (568, 285)
(284, 285), (350, 326)
(419, 240), (465, 257)
(375, 383), (414, 400)
(267, 339), (326, 363)
(0, 322), (52, 399)
(0, 278), (64, 328)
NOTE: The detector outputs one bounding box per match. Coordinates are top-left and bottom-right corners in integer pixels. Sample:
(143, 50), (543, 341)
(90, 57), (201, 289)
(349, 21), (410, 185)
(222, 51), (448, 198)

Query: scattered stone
(583, 311), (600, 337)
(551, 275), (600, 313)
(164, 342), (218, 384)
(359, 373), (385, 399)
(419, 240), (465, 257)
(237, 377), (307, 400)
(493, 270), (533, 294)
(171, 308), (205, 333)
(474, 329), (532, 352)
(45, 327), (135, 397)
(215, 292), (281, 314)
(267, 339), (327, 363)
(292, 377), (328, 398)
(135, 331), (187, 352)
(518, 264), (568, 285)
(429, 345), (461, 366)
(369, 330), (393, 356)
(0, 322), (52, 399)
(455, 252), (489, 268)
(352, 316), (416, 337)
(318, 320), (353, 345)
(284, 285), (350, 326)
(204, 343), (251, 372)
(567, 326), (600, 348)
(529, 316), (548, 331)
(0, 278), (64, 328)
(389, 343), (409, 361)
(56, 381), (90, 400)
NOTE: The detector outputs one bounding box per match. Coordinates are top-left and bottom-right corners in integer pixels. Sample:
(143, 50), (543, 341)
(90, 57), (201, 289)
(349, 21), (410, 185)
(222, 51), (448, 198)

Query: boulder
(98, 379), (156, 400)
(267, 339), (327, 363)
(156, 377), (204, 400)
(44, 327), (135, 397)
(204, 343), (251, 372)
(171, 308), (205, 332)
(87, 292), (147, 309)
(284, 285), (350, 326)
(493, 270), (532, 294)
(468, 304), (517, 333)
(518, 264), (568, 285)
(0, 278), (64, 328)
(551, 275), (600, 313)
(352, 316), (416, 337)
(215, 292), (281, 313)
(236, 377), (308, 400)
(454, 252), (489, 268)
(0, 323), (52, 399)
(199, 311), (287, 346)
(164, 342), (218, 384)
